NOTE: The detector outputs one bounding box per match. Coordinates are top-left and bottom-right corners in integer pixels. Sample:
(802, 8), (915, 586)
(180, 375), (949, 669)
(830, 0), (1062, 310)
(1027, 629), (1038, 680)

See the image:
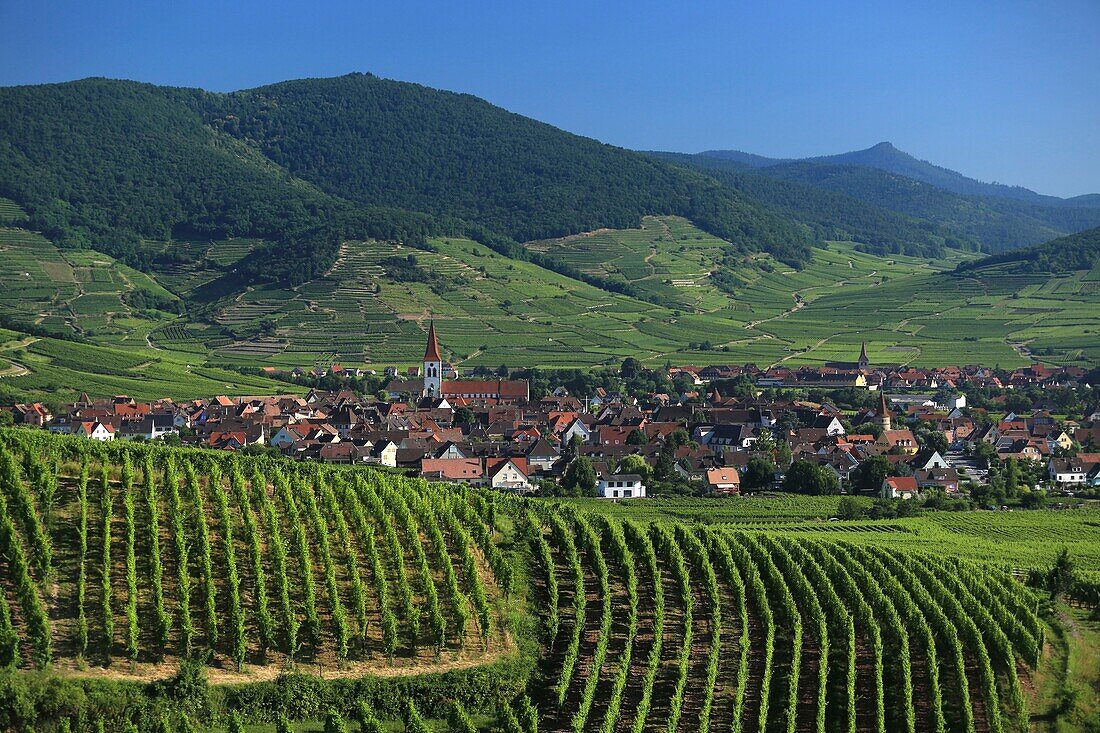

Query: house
(561, 417), (593, 445)
(10, 403), (52, 427)
(914, 467), (960, 493)
(597, 473), (646, 499)
(525, 439), (560, 473)
(75, 421), (114, 441)
(700, 423), (754, 451)
(421, 458), (484, 483)
(487, 458), (531, 492)
(367, 439), (398, 467)
(1048, 458), (1089, 485)
(878, 429), (919, 455)
(705, 468), (741, 496)
(910, 449), (950, 471)
(119, 414), (177, 441)
(881, 475), (919, 500)
(269, 424), (312, 448)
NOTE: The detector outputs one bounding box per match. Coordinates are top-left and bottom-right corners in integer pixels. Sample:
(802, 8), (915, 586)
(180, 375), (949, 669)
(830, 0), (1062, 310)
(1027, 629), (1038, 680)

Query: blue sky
(1, 0), (1097, 197)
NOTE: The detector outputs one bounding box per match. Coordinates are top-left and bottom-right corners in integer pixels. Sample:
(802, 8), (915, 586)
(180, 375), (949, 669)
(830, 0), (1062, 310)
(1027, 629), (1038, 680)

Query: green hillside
(648, 152), (980, 257)
(6, 213), (1099, 403)
(0, 74), (813, 280)
(959, 225), (1100, 275)
(658, 149), (1100, 254)
(752, 161), (1100, 252)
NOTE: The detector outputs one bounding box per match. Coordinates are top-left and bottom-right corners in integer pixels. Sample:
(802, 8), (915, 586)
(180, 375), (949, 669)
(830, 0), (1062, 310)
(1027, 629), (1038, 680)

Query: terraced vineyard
(0, 222), (180, 348)
(1, 211), (1096, 386)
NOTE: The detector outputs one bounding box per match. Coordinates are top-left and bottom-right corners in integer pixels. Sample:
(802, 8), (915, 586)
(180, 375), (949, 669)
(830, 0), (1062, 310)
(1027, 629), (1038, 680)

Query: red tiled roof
(885, 476), (918, 492)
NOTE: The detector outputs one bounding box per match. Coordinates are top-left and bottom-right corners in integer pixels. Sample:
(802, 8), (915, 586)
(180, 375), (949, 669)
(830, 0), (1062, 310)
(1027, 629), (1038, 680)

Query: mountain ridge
(699, 141), (1095, 205)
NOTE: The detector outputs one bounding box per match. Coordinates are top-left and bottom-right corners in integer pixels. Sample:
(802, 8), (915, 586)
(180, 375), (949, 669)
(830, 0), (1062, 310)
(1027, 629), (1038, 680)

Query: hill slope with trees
(0, 74), (814, 277)
(958, 225), (1100, 275)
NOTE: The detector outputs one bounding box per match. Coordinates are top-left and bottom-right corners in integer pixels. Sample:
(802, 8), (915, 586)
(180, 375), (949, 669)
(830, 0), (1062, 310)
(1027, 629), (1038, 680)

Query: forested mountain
(666, 146), (1100, 253)
(196, 74), (814, 263)
(0, 78), (439, 284)
(702, 141), (1086, 205)
(958, 225), (1100, 275)
(650, 151), (978, 257)
(759, 161), (1100, 252)
(0, 74), (814, 281)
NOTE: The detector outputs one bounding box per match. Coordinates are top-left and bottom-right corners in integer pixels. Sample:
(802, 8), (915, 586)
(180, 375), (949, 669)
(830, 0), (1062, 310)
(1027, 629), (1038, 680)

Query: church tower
(857, 341), (870, 369)
(875, 390), (892, 432)
(423, 320), (442, 397)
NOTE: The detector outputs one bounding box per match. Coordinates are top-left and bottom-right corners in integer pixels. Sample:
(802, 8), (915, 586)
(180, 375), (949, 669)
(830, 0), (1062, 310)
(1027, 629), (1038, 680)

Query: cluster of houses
(670, 344), (1092, 392)
(5, 328), (1096, 500)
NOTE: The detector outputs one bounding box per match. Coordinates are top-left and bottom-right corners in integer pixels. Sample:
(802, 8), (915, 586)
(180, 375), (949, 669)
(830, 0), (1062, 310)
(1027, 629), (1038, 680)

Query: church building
(387, 321), (530, 403)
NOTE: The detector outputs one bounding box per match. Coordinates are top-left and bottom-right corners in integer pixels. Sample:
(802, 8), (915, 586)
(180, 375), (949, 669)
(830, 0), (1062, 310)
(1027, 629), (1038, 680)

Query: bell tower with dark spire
(857, 341), (870, 369)
(423, 320), (442, 397)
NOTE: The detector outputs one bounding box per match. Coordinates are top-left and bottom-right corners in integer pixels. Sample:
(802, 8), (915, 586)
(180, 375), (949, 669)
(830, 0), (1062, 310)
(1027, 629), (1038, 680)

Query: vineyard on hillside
(0, 429), (1082, 732)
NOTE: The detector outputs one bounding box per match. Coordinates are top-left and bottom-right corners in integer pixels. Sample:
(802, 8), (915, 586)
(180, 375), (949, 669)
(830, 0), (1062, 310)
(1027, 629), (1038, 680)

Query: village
(5, 323), (1099, 506)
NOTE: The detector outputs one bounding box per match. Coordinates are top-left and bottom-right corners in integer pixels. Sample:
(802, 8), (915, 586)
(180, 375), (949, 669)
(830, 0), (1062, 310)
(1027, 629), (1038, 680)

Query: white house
(597, 473), (646, 499)
(488, 458), (531, 492)
(562, 417), (592, 445)
(76, 421), (114, 442)
(1048, 458), (1088, 485)
(367, 439), (398, 468)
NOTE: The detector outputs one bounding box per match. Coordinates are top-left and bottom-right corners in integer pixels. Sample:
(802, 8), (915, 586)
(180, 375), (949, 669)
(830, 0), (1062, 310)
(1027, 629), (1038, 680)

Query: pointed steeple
(424, 320), (441, 362)
(877, 390), (892, 432)
(858, 341), (869, 367)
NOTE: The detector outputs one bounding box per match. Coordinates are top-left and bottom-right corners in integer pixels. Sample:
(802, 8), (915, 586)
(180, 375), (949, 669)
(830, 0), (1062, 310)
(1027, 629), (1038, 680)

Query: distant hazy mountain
(701, 142), (1091, 206)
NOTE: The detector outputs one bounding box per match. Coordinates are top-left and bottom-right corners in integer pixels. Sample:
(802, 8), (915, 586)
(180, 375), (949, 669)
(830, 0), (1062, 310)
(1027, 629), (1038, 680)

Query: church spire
(424, 320), (441, 362)
(858, 340), (869, 368)
(423, 320), (442, 398)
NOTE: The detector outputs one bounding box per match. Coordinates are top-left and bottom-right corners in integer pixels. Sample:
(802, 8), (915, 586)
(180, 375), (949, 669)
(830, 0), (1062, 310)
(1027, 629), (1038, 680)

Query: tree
(743, 456), (777, 490)
(836, 496), (865, 520)
(921, 430), (948, 454)
(1046, 547), (1076, 600)
(666, 429), (692, 449)
(1004, 393), (1033, 414)
(783, 460), (840, 495)
(654, 447), (677, 482)
(1004, 458), (1020, 494)
(620, 357), (643, 381)
(562, 433), (583, 462)
(852, 455), (891, 492)
(626, 429), (647, 446)
(275, 714), (293, 733)
(227, 711), (244, 733)
(618, 454), (651, 481)
(754, 428), (776, 454)
(453, 406), (475, 426)
(561, 457), (597, 496)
